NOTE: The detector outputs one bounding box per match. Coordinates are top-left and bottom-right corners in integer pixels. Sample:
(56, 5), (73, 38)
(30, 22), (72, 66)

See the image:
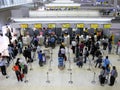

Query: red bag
(21, 74), (24, 78)
(18, 74), (24, 80)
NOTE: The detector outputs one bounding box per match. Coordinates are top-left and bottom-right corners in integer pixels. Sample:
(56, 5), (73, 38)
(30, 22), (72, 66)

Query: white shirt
(0, 58), (6, 66)
(36, 46), (41, 52)
(60, 48), (65, 54)
(72, 41), (76, 46)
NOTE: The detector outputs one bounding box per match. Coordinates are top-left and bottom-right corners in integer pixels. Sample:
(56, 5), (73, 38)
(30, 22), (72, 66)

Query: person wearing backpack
(50, 36), (56, 48)
(109, 66), (118, 86)
(84, 48), (89, 63)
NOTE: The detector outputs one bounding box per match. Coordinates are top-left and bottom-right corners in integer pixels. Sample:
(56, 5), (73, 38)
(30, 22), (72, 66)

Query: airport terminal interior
(0, 0), (120, 90)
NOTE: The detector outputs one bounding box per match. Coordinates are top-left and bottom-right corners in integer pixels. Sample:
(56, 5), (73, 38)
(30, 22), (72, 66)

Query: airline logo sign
(48, 24), (56, 28)
(20, 24), (28, 28)
(34, 24), (42, 28)
(91, 24), (99, 29)
(104, 24), (111, 29)
(62, 23), (70, 28)
(77, 24), (84, 28)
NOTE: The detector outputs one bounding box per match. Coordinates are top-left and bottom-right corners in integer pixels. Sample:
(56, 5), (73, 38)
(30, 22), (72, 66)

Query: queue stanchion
(68, 52), (72, 71)
(5, 64), (9, 79)
(91, 72), (96, 84)
(68, 72), (73, 84)
(24, 74), (28, 83)
(50, 47), (53, 62)
(29, 59), (33, 71)
(67, 44), (72, 71)
(118, 48), (120, 61)
(88, 57), (96, 84)
(49, 47), (53, 71)
(46, 72), (50, 83)
(87, 57), (91, 71)
(49, 60), (52, 71)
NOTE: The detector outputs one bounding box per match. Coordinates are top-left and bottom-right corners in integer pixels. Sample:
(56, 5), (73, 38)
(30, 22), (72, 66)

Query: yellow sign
(48, 24), (56, 28)
(34, 24), (42, 29)
(20, 24), (28, 28)
(77, 24), (84, 28)
(91, 24), (99, 29)
(62, 23), (70, 28)
(104, 24), (111, 29)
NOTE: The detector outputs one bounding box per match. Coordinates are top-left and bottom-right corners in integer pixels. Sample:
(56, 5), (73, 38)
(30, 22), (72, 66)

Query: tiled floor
(0, 33), (120, 90)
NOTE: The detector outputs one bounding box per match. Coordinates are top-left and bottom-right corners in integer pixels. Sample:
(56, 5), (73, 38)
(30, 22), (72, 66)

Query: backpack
(17, 43), (20, 48)
(86, 51), (89, 57)
(51, 37), (55, 43)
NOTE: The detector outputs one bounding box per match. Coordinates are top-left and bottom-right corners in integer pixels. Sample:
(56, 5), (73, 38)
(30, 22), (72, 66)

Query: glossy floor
(0, 36), (120, 90)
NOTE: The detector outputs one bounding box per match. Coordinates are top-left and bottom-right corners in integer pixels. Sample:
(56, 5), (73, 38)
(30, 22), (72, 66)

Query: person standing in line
(12, 62), (23, 82)
(59, 47), (66, 61)
(95, 55), (103, 68)
(5, 27), (12, 44)
(102, 56), (110, 69)
(109, 66), (118, 86)
(23, 47), (29, 62)
(19, 58), (28, 82)
(117, 40), (120, 56)
(84, 47), (89, 63)
(71, 39), (76, 54)
(99, 66), (107, 86)
(17, 40), (23, 54)
(38, 50), (43, 67)
(0, 53), (8, 78)
(8, 44), (14, 60)
(79, 41), (85, 53)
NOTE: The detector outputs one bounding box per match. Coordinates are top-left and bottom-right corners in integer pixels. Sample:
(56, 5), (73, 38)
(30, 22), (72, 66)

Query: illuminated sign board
(62, 23), (70, 28)
(104, 24), (111, 29)
(76, 24), (84, 28)
(48, 24), (56, 28)
(20, 24), (28, 28)
(90, 24), (99, 29)
(34, 24), (42, 28)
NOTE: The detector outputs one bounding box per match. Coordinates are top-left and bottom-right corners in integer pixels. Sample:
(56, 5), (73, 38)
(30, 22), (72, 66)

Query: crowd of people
(0, 26), (119, 86)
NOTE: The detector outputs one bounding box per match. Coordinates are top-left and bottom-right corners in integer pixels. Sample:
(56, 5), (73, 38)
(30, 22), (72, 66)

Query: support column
(93, 0), (96, 5)
(114, 0), (118, 8)
(108, 0), (112, 5)
(114, 0), (118, 16)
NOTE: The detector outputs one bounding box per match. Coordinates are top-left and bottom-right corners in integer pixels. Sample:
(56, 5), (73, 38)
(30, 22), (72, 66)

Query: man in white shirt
(71, 39), (76, 54)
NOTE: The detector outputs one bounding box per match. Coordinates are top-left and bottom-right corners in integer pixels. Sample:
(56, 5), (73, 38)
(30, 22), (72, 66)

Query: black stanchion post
(91, 72), (96, 84)
(68, 72), (73, 84)
(46, 72), (50, 83)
